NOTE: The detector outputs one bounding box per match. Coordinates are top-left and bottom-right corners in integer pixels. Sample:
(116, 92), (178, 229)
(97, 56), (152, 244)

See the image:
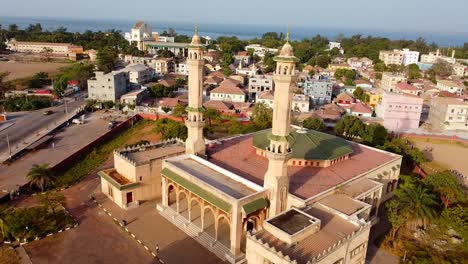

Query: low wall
(400, 132), (468, 144)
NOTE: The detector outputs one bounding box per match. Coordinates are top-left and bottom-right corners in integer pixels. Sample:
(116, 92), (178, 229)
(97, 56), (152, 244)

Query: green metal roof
(98, 171), (140, 191)
(253, 129), (353, 161)
(161, 168), (232, 213)
(242, 198), (269, 215)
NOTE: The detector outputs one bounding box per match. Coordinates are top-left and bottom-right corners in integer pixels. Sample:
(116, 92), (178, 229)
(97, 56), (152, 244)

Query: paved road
(0, 97), (85, 158)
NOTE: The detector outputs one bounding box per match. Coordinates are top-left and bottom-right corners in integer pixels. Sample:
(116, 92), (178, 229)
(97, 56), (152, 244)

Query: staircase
(159, 205), (242, 263)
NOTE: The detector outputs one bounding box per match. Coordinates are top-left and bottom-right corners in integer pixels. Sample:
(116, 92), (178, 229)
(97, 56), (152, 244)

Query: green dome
(252, 129), (353, 161)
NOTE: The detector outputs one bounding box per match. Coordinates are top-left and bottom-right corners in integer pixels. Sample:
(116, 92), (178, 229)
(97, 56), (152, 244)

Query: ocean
(1, 16), (467, 46)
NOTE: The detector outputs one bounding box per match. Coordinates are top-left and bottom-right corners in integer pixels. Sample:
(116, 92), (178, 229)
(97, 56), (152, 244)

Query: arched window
(283, 66), (288, 75)
(278, 145), (282, 154)
(194, 52), (198, 60)
(277, 65), (282, 75)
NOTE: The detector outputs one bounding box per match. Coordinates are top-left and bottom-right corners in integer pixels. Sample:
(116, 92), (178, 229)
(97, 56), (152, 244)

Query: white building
(453, 63), (467, 77)
(244, 44), (278, 58)
(257, 91), (310, 113)
(126, 64), (154, 85)
(436, 80), (464, 95)
(175, 61), (189, 75)
(210, 85), (246, 103)
(125, 21), (153, 51)
(402, 49), (420, 66)
(88, 71), (128, 102)
(420, 49), (457, 64)
(5, 39), (83, 57)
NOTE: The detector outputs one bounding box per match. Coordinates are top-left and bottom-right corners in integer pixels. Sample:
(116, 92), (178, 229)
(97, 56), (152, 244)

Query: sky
(0, 0), (467, 33)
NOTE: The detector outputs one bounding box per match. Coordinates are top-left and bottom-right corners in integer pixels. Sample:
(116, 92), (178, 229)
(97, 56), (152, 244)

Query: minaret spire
(185, 24), (206, 155)
(263, 32), (299, 218)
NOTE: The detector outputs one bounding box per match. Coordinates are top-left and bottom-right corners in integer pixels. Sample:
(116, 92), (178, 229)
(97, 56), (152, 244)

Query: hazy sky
(1, 0), (467, 33)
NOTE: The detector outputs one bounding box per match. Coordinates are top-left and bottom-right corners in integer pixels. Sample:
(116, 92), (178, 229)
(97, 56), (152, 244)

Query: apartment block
(375, 92), (423, 132)
(429, 97), (468, 131)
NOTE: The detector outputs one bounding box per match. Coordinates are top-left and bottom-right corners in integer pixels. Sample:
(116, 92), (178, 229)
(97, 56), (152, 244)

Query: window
(140, 176), (143, 181)
(350, 242), (367, 258)
(332, 258), (344, 264)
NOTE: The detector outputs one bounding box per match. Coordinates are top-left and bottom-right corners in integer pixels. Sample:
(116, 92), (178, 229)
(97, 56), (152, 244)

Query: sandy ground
(411, 138), (468, 176)
(0, 61), (69, 81)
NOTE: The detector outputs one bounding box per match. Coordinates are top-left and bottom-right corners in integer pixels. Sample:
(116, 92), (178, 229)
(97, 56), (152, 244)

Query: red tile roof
(159, 98), (185, 108)
(211, 84), (245, 96)
(203, 100), (233, 111)
(350, 102), (373, 114)
(396, 82), (419, 91)
(207, 134), (397, 199)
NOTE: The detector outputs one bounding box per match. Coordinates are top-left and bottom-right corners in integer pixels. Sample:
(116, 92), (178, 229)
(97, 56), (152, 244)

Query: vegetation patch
(0, 246), (20, 264)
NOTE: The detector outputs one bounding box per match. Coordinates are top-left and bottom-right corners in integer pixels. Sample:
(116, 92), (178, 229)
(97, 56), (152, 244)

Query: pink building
(376, 92), (423, 132)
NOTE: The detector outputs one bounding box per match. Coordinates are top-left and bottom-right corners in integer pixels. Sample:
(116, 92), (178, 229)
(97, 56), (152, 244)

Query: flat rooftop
(122, 144), (185, 164)
(318, 194), (367, 216)
(253, 204), (360, 263)
(268, 209), (319, 235)
(168, 157), (257, 199)
(208, 134), (398, 200)
(342, 178), (382, 198)
(102, 169), (131, 185)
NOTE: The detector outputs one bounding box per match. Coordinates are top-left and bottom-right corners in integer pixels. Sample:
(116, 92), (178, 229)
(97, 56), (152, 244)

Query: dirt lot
(410, 137), (468, 176)
(0, 61), (70, 81)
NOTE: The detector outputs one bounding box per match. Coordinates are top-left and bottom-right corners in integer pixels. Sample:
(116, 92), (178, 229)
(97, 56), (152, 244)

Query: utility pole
(64, 98), (69, 115)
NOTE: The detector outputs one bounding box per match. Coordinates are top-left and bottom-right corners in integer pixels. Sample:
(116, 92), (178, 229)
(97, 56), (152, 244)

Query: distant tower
(263, 31), (298, 217)
(185, 24), (206, 155)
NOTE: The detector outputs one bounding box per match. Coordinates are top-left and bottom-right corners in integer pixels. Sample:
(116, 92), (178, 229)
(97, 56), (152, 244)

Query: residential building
(244, 44), (278, 57)
(402, 49), (420, 66)
(175, 60), (189, 75)
(365, 89), (383, 108)
(428, 97), (468, 131)
(375, 92), (423, 132)
(126, 64), (154, 85)
(234, 51), (251, 65)
(453, 63), (467, 77)
(154, 58), (174, 74)
(5, 39), (83, 58)
(348, 102), (373, 118)
(420, 49), (456, 64)
(158, 98), (187, 113)
(381, 72), (407, 92)
(328, 63), (352, 72)
(379, 49), (419, 66)
(210, 79), (246, 103)
(347, 57), (373, 69)
(355, 80), (373, 90)
(248, 75), (274, 98)
(120, 89), (147, 105)
(395, 82), (421, 96)
(336, 93), (355, 106)
(437, 80), (464, 95)
(328, 41), (344, 54)
(235, 63), (259, 77)
(379, 50), (404, 65)
(301, 79), (333, 106)
(87, 71), (128, 102)
(257, 91), (310, 112)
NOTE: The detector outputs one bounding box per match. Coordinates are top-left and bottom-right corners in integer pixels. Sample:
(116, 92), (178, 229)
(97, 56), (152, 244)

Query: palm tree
(396, 184), (438, 230)
(27, 164), (53, 192)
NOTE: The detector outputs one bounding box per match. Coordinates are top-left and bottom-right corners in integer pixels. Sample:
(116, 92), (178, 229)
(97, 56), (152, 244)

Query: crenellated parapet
(115, 138), (185, 166)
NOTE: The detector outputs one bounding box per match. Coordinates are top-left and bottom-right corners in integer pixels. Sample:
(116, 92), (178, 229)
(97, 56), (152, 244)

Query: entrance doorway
(246, 219), (255, 232)
(126, 192), (133, 204)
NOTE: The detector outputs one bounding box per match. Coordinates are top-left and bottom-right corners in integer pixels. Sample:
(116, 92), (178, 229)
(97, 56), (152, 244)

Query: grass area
(409, 137), (468, 148)
(0, 246), (20, 264)
(419, 160), (449, 174)
(54, 120), (160, 187)
(0, 206), (75, 242)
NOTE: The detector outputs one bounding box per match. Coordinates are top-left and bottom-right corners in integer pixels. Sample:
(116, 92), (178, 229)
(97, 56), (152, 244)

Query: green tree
(386, 200), (408, 241)
(40, 47), (53, 62)
(52, 75), (68, 96)
(440, 206), (468, 239)
(27, 164), (53, 192)
(423, 171), (466, 207)
(408, 63), (421, 79)
(205, 108), (221, 126)
(302, 117), (325, 131)
(28, 72), (50, 88)
(387, 64), (405, 73)
(361, 123), (387, 146)
(148, 84), (174, 98)
(334, 69), (356, 80)
(395, 184), (439, 230)
(172, 104), (187, 117)
(431, 60), (452, 77)
(157, 49), (174, 58)
(96, 46), (118, 73)
(251, 103), (273, 129)
(154, 118), (187, 140)
(263, 52), (276, 73)
(38, 192), (66, 219)
(334, 116), (365, 139)
(353, 87), (364, 100)
(374, 62), (387, 72)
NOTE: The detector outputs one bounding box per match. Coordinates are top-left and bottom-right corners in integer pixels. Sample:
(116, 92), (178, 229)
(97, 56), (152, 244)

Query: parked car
(43, 110), (53, 115)
(72, 118), (84, 125)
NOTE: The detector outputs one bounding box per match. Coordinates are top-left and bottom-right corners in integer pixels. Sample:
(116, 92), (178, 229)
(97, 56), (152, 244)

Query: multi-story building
(428, 97), (468, 131)
(154, 58), (174, 75)
(452, 63), (467, 77)
(257, 91), (310, 112)
(395, 82), (421, 96)
(375, 92), (423, 132)
(126, 64), (154, 85)
(402, 49), (420, 66)
(436, 80), (464, 95)
(244, 44), (278, 58)
(328, 63), (352, 72)
(87, 71), (128, 102)
(5, 39), (83, 58)
(248, 75), (274, 98)
(420, 49), (456, 64)
(234, 51), (251, 65)
(365, 89), (383, 108)
(210, 79), (246, 103)
(175, 60), (189, 75)
(381, 72), (407, 92)
(125, 21), (153, 51)
(379, 50), (404, 65)
(301, 79), (333, 106)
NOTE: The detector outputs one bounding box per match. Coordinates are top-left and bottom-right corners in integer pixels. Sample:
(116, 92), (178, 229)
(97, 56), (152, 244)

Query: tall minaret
(263, 31), (298, 217)
(185, 25), (206, 155)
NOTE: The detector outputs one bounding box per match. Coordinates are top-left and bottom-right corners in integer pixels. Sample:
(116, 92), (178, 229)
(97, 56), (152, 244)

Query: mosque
(100, 26), (402, 264)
